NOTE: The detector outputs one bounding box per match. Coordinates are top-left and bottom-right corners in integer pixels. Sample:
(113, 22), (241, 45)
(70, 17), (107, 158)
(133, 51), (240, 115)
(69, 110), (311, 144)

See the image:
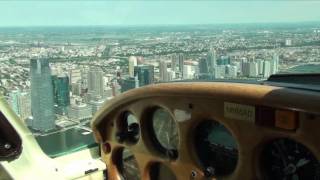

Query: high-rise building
(270, 53), (279, 75)
(215, 65), (226, 79)
(121, 76), (139, 92)
(234, 61), (241, 74)
(285, 39), (292, 46)
(257, 59), (264, 75)
(171, 54), (178, 72)
(68, 102), (92, 122)
(178, 54), (184, 73)
(52, 74), (70, 115)
(167, 69), (174, 81)
(128, 56), (138, 77)
(242, 61), (250, 77)
(8, 90), (31, 121)
(30, 58), (56, 131)
(226, 65), (237, 78)
(88, 99), (105, 115)
(198, 58), (214, 80)
(263, 60), (271, 78)
(240, 58), (248, 76)
(198, 58), (209, 74)
(134, 65), (154, 86)
(207, 48), (217, 75)
(218, 56), (230, 65)
(71, 81), (82, 96)
(104, 86), (113, 98)
(69, 69), (81, 85)
(19, 92), (31, 121)
(87, 66), (104, 100)
(249, 62), (258, 77)
(159, 60), (169, 82)
(9, 89), (20, 115)
(111, 80), (121, 96)
(183, 65), (195, 79)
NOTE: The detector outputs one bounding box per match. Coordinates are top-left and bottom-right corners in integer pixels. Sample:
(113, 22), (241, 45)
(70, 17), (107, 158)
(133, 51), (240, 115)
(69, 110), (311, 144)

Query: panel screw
(191, 170), (197, 178)
(4, 143), (11, 149)
(204, 166), (215, 177)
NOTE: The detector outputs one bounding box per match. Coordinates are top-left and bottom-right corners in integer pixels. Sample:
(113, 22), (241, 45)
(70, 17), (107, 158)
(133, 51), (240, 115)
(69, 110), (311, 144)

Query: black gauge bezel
(193, 119), (239, 177)
(144, 106), (179, 160)
(260, 137), (320, 180)
(116, 111), (140, 144)
(112, 147), (141, 180)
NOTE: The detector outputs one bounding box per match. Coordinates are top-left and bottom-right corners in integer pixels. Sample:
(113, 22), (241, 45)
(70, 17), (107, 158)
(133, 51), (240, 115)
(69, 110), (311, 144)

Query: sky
(1, 1), (320, 27)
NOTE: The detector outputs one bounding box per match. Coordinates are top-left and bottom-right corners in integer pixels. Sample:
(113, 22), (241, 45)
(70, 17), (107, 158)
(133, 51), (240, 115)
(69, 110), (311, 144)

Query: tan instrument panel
(91, 82), (320, 180)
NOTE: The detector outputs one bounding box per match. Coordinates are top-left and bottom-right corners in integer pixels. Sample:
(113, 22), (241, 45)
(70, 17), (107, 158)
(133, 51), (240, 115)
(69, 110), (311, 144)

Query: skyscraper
(19, 91), (31, 121)
(134, 65), (154, 86)
(8, 90), (31, 121)
(249, 62), (259, 77)
(263, 60), (271, 78)
(198, 58), (209, 74)
(69, 68), (81, 85)
(198, 58), (214, 80)
(218, 56), (230, 65)
(88, 99), (105, 115)
(178, 53), (184, 73)
(128, 56), (138, 77)
(68, 102), (92, 122)
(87, 66), (104, 100)
(9, 89), (20, 115)
(111, 80), (121, 96)
(183, 65), (195, 79)
(121, 76), (139, 92)
(270, 53), (279, 75)
(52, 74), (70, 115)
(171, 54), (177, 72)
(257, 59), (264, 75)
(159, 60), (168, 82)
(207, 48), (217, 76)
(30, 58), (56, 131)
(215, 65), (226, 79)
(226, 65), (238, 78)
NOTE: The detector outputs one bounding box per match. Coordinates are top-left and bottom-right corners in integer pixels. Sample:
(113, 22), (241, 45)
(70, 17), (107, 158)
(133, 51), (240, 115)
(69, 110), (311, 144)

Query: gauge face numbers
(116, 148), (141, 180)
(194, 120), (238, 177)
(261, 138), (320, 180)
(151, 108), (179, 158)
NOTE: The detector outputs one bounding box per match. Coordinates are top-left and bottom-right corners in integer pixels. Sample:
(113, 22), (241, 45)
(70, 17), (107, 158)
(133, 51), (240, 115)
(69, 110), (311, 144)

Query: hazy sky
(1, 1), (320, 26)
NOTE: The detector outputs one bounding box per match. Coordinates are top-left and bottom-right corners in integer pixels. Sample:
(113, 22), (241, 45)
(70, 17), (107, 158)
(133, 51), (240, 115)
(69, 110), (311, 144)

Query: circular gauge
(194, 120), (238, 177)
(149, 162), (177, 180)
(114, 148), (141, 180)
(116, 112), (140, 143)
(151, 108), (179, 159)
(261, 138), (320, 180)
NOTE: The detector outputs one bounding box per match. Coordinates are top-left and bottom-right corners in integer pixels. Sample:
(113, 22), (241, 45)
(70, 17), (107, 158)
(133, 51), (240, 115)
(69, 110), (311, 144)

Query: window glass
(0, 1), (319, 156)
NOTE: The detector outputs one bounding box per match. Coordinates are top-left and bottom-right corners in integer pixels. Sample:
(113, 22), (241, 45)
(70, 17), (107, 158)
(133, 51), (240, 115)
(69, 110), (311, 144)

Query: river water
(35, 123), (96, 158)
(285, 64), (320, 73)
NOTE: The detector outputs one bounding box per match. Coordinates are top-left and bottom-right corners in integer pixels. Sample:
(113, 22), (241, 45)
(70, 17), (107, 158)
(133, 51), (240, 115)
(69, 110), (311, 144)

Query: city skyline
(1, 23), (319, 156)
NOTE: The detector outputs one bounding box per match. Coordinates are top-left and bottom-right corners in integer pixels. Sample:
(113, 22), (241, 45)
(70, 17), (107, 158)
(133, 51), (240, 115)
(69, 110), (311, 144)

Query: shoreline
(281, 62), (320, 73)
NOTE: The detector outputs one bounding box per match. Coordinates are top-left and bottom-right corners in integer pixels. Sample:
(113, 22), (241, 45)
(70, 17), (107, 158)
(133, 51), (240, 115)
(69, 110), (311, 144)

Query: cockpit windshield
(0, 1), (320, 157)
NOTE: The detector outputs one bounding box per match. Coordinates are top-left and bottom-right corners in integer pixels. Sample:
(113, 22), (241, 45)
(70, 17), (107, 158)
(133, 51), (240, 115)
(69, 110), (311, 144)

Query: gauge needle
(296, 158), (310, 168)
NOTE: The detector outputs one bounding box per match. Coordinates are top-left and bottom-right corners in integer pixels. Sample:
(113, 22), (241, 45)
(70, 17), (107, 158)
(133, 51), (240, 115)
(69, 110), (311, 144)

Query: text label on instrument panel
(224, 102), (255, 122)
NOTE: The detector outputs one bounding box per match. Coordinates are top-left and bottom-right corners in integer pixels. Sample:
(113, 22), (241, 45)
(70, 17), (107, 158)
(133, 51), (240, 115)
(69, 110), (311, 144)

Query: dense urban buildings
(1, 24), (320, 135)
